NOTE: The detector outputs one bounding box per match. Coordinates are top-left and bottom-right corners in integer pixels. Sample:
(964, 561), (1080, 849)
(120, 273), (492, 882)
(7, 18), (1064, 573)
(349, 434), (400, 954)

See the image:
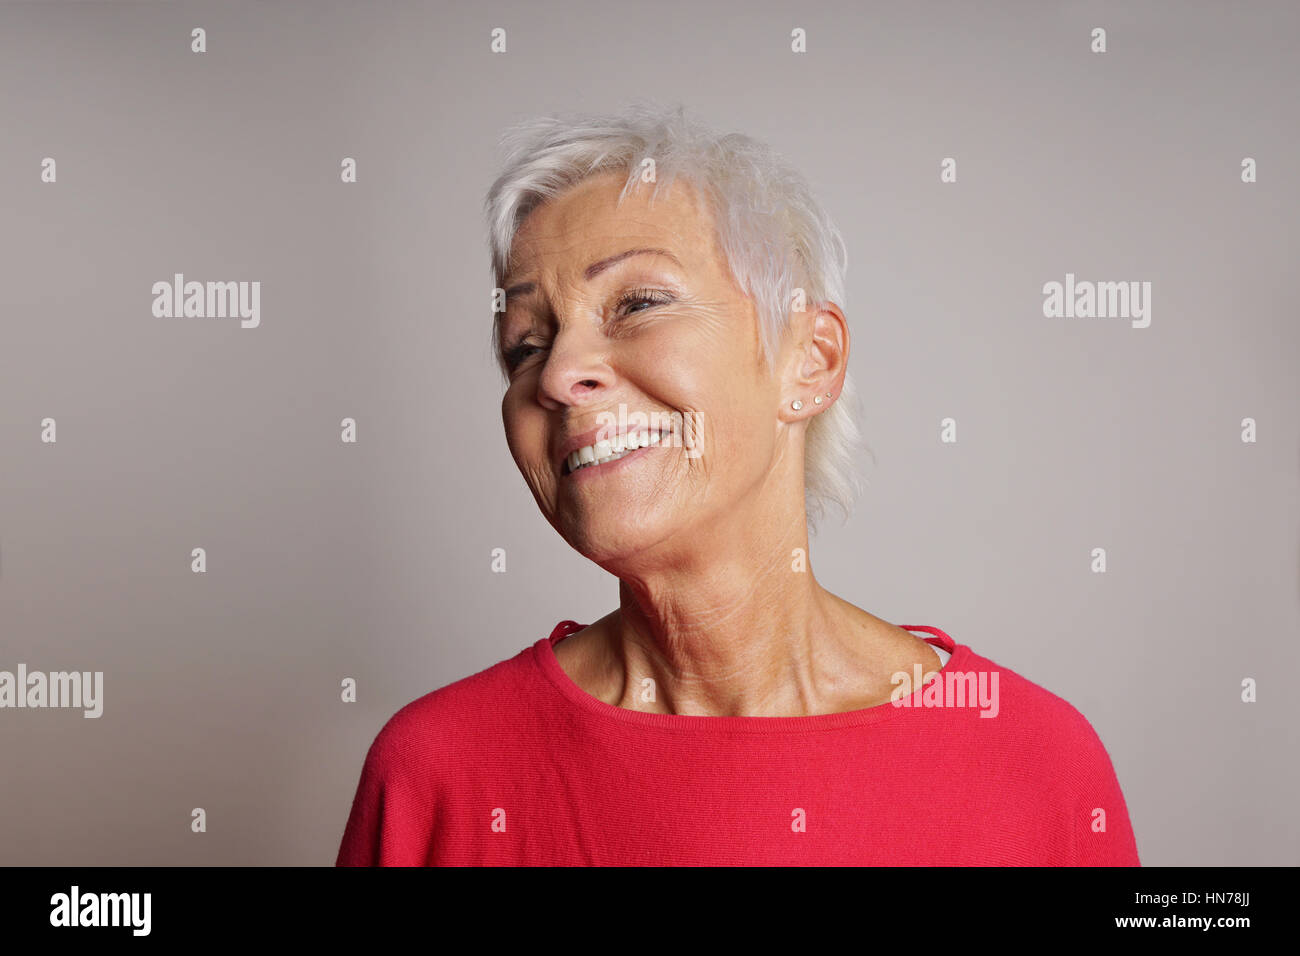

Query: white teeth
(565, 428), (671, 474)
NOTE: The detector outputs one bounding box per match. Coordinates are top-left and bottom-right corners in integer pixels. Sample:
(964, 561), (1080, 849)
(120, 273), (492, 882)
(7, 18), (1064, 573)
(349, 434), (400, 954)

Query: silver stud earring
(825, 392), (833, 399)
(791, 400), (803, 410)
(813, 395), (822, 405)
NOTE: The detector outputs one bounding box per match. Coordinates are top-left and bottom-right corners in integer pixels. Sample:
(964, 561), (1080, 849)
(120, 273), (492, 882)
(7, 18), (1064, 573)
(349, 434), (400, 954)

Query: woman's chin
(561, 517), (667, 565)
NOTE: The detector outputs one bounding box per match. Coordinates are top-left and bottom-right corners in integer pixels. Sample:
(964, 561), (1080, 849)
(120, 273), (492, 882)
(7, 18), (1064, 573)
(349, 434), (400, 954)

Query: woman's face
(499, 170), (796, 566)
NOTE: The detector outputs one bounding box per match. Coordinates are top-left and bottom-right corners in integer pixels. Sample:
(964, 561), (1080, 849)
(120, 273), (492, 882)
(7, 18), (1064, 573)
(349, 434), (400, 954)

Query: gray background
(1, 0), (1296, 866)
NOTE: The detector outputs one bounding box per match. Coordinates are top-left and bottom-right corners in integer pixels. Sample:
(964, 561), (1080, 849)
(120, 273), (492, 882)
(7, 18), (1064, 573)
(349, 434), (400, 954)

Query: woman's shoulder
(954, 645), (1138, 862)
(954, 644), (1123, 770)
(360, 641), (543, 774)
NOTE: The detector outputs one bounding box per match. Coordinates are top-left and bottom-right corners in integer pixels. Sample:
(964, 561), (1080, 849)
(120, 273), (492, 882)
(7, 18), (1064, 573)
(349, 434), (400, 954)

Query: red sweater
(336, 621), (1140, 866)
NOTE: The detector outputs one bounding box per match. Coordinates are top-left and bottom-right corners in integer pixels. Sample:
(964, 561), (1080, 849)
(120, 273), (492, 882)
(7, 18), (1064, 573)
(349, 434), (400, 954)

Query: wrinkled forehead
(504, 171), (719, 282)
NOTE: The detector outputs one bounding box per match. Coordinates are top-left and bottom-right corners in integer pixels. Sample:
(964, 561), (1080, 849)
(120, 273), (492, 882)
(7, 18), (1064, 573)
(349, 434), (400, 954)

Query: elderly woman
(337, 104), (1139, 866)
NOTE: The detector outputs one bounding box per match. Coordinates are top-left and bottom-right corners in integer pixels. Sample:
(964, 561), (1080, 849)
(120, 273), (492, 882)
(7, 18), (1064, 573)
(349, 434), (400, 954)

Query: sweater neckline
(532, 619), (971, 733)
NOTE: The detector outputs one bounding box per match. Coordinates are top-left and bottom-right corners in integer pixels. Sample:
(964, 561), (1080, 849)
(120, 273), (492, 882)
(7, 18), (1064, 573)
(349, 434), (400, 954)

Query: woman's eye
(504, 342), (543, 369)
(505, 290), (672, 369)
(616, 289), (673, 315)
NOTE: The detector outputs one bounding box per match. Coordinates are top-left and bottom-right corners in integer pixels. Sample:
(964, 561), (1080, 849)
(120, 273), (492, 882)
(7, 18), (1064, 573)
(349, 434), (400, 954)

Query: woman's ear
(777, 300), (849, 421)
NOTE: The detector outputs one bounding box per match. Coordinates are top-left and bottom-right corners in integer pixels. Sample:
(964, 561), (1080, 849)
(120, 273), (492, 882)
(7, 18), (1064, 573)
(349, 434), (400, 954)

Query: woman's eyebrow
(583, 247), (682, 280)
(502, 247), (683, 300)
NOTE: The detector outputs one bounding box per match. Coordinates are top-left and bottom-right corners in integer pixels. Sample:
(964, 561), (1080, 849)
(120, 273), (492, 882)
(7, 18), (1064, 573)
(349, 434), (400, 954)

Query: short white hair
(483, 102), (866, 530)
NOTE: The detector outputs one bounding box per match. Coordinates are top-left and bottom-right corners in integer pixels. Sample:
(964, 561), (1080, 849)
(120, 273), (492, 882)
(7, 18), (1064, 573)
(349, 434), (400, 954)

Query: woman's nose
(535, 322), (613, 408)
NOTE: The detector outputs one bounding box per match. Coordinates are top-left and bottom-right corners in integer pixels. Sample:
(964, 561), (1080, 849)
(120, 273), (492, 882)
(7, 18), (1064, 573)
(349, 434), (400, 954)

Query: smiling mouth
(562, 427), (672, 476)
